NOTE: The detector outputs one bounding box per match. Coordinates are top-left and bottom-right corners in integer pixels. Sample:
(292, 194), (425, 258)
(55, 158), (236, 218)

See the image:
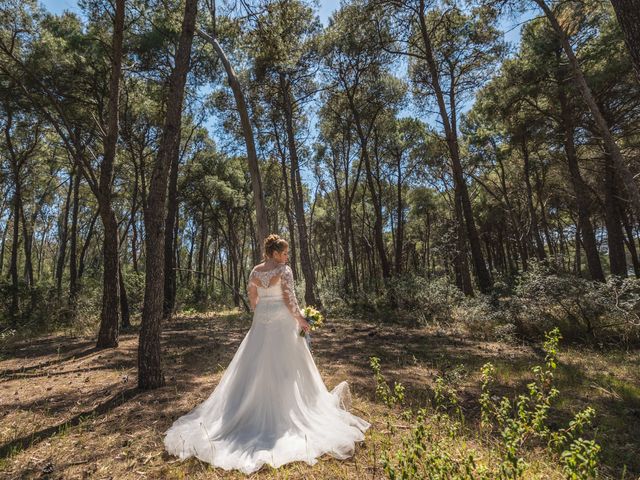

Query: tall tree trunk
(138, 0), (197, 390)
(197, 209), (207, 294)
(329, 146), (359, 293)
(621, 207), (640, 277)
(521, 137), (546, 261)
(556, 50), (605, 282)
(536, 0), (640, 221)
(69, 166), (81, 308)
(119, 264), (131, 328)
(96, 0), (125, 349)
(126, 166), (140, 274)
(18, 204), (34, 287)
(280, 73), (319, 306)
(454, 188), (474, 295)
(610, 0), (640, 82)
(349, 117), (391, 280)
(9, 181), (20, 326)
(603, 150), (628, 276)
(163, 131), (181, 318)
(575, 221), (582, 276)
(395, 153), (404, 274)
(417, 0), (492, 292)
(97, 209), (120, 347)
(56, 171), (73, 295)
(79, 210), (98, 280)
(0, 208), (11, 278)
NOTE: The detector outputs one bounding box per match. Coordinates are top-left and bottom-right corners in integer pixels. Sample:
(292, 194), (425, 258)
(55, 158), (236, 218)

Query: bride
(163, 233), (370, 474)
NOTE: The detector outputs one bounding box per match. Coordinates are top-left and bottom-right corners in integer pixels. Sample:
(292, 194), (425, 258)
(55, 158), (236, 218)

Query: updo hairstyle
(263, 234), (288, 260)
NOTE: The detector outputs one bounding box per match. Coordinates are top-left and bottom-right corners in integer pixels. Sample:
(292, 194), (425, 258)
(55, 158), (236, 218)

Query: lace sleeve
(280, 265), (303, 321)
(247, 270), (259, 312)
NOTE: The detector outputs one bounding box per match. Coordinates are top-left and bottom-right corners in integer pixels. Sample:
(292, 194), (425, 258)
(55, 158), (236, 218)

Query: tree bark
(138, 0), (197, 390)
(79, 210), (98, 280)
(620, 207), (640, 277)
(454, 189), (474, 295)
(69, 166), (80, 307)
(395, 152), (405, 274)
(96, 0), (125, 349)
(163, 131), (181, 318)
(603, 149), (628, 276)
(119, 264), (131, 328)
(610, 0), (640, 82)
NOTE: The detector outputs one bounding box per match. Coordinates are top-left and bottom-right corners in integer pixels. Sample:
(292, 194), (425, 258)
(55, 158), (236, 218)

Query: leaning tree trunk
(138, 0), (197, 390)
(536, 0), (640, 222)
(274, 124), (299, 276)
(610, 0), (640, 82)
(196, 23), (268, 261)
(620, 207), (640, 277)
(96, 0), (125, 349)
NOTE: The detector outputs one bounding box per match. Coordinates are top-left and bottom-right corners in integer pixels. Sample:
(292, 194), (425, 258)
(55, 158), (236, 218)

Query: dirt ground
(1, 310), (638, 479)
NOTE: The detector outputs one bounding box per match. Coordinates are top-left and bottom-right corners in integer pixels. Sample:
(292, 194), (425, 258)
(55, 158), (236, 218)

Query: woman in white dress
(163, 234), (370, 474)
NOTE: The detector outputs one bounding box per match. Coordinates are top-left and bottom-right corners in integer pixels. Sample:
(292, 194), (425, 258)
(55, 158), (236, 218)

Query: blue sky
(40, 0), (533, 184)
(42, 0), (340, 22)
(41, 0), (532, 41)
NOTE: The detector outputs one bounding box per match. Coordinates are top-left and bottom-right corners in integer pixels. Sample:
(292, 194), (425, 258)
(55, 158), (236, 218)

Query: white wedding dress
(163, 262), (370, 474)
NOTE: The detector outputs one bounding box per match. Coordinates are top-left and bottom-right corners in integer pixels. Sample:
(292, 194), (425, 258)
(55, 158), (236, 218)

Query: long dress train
(163, 263), (370, 474)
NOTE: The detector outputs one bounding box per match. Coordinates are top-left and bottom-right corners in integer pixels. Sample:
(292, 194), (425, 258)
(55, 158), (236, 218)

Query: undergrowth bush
(319, 261), (640, 344)
(512, 263), (640, 343)
(370, 328), (601, 479)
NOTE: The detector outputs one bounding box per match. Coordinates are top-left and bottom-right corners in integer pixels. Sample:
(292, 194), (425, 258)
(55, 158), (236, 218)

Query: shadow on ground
(0, 310), (638, 478)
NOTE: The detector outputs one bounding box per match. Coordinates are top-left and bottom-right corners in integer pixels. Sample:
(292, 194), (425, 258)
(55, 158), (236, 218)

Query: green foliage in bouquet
(299, 305), (324, 336)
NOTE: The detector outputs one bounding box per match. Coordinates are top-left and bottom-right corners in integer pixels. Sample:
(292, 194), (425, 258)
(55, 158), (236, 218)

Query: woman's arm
(247, 270), (259, 311)
(280, 265), (306, 324)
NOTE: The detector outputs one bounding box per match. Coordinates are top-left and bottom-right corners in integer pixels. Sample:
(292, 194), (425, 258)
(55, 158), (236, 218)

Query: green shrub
(372, 328), (601, 479)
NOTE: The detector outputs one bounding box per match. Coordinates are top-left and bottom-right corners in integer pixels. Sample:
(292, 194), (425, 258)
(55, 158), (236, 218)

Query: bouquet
(299, 306), (324, 348)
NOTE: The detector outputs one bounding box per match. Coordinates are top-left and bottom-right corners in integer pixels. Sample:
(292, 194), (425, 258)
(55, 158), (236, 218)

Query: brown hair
(263, 234), (288, 260)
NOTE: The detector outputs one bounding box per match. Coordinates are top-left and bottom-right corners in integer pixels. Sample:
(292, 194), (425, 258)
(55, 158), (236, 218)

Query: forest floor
(0, 310), (639, 479)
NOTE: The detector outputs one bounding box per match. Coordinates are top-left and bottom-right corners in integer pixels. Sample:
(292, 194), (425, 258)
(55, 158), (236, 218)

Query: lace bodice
(247, 263), (303, 320)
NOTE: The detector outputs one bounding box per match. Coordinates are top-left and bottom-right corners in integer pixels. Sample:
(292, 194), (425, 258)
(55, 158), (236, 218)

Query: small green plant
(373, 328), (601, 479)
(480, 328), (600, 479)
(370, 356), (405, 409)
(432, 363), (466, 420)
(381, 409), (484, 480)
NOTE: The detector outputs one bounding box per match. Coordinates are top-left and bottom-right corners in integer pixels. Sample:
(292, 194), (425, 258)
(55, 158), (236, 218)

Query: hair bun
(263, 234), (288, 259)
